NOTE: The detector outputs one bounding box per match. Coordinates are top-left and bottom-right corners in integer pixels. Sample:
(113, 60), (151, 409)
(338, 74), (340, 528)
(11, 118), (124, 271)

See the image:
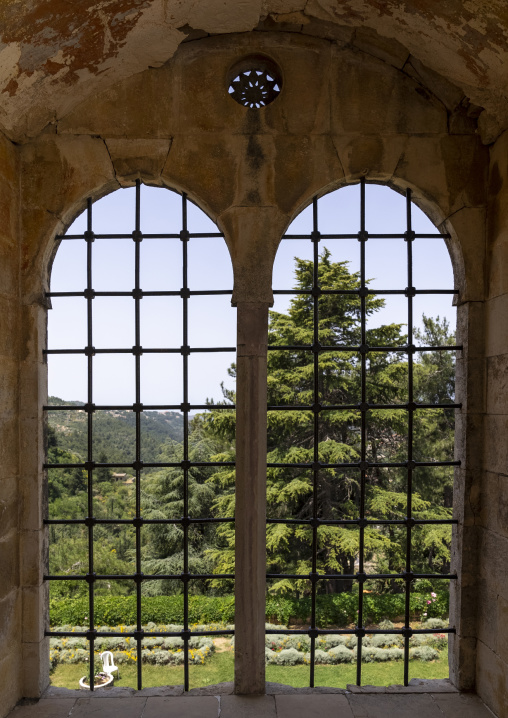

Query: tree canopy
(47, 252), (456, 601)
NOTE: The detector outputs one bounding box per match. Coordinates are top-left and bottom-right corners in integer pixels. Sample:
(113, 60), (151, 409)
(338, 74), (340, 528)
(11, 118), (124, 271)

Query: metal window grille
(266, 178), (460, 687)
(43, 181), (235, 691)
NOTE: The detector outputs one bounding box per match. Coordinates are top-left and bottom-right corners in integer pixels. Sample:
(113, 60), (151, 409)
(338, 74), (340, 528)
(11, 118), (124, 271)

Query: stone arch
(3, 16), (501, 714)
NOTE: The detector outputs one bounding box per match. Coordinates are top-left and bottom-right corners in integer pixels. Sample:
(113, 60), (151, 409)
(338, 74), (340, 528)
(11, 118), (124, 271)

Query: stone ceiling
(0, 0), (507, 144)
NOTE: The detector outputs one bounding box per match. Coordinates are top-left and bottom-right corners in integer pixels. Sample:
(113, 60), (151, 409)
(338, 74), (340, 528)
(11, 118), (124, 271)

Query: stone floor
(7, 681), (496, 718)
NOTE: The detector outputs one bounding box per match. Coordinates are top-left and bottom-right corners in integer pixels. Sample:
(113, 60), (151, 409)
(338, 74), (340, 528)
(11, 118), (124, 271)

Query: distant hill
(47, 397), (183, 465)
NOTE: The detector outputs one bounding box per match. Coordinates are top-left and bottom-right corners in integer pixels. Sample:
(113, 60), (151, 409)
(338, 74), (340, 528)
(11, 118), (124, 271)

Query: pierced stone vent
(228, 55), (282, 109)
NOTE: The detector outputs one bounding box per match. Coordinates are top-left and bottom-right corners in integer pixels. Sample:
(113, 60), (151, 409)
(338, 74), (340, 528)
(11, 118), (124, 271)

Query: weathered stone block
(0, 413), (19, 478)
(347, 693), (443, 717)
(353, 27), (409, 69)
(234, 134), (277, 208)
(330, 48), (447, 137)
(445, 207), (486, 303)
(448, 633), (476, 692)
(0, 357), (19, 417)
(486, 355), (508, 414)
(302, 17), (354, 44)
(487, 130), (508, 299)
(273, 134), (344, 215)
(395, 135), (487, 221)
(0, 297), (20, 358)
(478, 528), (508, 599)
(0, 475), (19, 537)
(22, 583), (49, 644)
(478, 472), (501, 534)
(163, 134), (239, 218)
(454, 356), (485, 415)
(432, 691), (496, 717)
(267, 38), (331, 136)
(455, 301), (485, 361)
(332, 134), (407, 183)
(403, 57), (464, 112)
(0, 530), (19, 601)
(71, 696), (147, 718)
(105, 139), (171, 184)
(488, 233), (508, 300)
(58, 66), (177, 139)
(21, 639), (50, 699)
(275, 693), (353, 717)
(19, 304), (47, 364)
(453, 412), (484, 473)
(20, 529), (47, 587)
(0, 239), (19, 299)
(449, 583), (477, 638)
(221, 695), (277, 718)
(19, 360), (47, 422)
(0, 590), (22, 654)
(0, 133), (18, 188)
(497, 474), (508, 542)
(218, 206), (287, 304)
(497, 595), (508, 666)
(21, 135), (117, 280)
(19, 416), (45, 480)
(19, 469), (45, 533)
(476, 579), (499, 656)
(476, 639), (508, 718)
(0, 651), (22, 718)
(483, 413), (508, 476)
(9, 698), (78, 718)
(485, 293), (508, 357)
(144, 696), (219, 718)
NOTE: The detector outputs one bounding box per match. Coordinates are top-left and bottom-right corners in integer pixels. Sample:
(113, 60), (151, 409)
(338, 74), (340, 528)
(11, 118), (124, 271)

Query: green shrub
(409, 646), (440, 661)
(370, 634), (403, 649)
(275, 648), (305, 666)
(327, 645), (353, 663)
(313, 649), (332, 664)
(423, 618), (448, 630)
(49, 591), (449, 628)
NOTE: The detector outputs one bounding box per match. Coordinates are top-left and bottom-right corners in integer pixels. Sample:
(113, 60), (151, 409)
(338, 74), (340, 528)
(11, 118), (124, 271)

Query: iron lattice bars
(267, 178), (460, 687)
(43, 181), (235, 691)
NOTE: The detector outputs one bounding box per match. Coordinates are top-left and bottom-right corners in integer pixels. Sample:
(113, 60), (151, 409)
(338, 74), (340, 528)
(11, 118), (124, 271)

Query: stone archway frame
(17, 30), (488, 698)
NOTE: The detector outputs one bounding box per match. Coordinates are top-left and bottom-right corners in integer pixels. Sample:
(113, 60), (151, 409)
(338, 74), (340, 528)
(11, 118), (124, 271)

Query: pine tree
(204, 252), (456, 594)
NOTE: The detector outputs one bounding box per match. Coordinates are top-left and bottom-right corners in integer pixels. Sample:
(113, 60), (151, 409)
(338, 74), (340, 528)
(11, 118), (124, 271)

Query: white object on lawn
(79, 673), (114, 690)
(100, 651), (120, 678)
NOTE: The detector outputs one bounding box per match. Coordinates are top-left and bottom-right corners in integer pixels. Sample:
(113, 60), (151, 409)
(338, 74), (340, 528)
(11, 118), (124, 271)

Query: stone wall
(0, 131), (21, 714)
(474, 129), (508, 717)
(0, 27), (502, 717)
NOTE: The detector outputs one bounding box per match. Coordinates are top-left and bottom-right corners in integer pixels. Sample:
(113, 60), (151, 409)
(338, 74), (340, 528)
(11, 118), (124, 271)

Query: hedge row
(49, 591), (448, 627)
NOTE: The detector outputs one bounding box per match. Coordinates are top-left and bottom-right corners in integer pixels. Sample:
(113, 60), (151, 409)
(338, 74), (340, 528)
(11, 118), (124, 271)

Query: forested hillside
(48, 396), (183, 464)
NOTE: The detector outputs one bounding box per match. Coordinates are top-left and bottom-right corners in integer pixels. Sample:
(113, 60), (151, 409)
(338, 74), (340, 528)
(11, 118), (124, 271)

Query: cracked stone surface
(0, 1), (506, 142)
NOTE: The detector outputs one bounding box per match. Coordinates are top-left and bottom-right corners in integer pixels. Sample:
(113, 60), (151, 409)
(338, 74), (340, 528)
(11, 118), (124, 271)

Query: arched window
(44, 182), (236, 690)
(44, 179), (460, 692)
(262, 180), (459, 687)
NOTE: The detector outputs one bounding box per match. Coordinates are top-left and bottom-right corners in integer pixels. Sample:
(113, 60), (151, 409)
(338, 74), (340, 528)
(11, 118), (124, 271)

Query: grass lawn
(50, 650), (448, 691)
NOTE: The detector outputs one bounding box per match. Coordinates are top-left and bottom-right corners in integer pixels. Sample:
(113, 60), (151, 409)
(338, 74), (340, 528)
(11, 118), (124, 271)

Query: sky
(48, 183), (456, 407)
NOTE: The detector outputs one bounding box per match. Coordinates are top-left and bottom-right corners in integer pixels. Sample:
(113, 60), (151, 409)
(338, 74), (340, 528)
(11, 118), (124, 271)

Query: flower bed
(49, 623), (219, 670)
(259, 619), (448, 665)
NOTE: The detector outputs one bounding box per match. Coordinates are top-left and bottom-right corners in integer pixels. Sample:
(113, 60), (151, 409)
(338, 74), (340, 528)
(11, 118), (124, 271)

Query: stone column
(218, 205), (286, 695)
(234, 301), (269, 694)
